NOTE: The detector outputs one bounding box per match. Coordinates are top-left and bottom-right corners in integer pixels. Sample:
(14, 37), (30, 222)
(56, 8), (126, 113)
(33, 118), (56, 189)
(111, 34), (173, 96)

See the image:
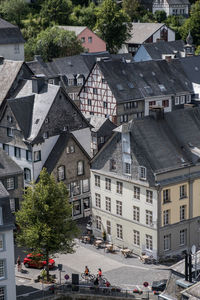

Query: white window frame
(107, 220), (111, 235)
(0, 235), (3, 251)
(58, 166), (65, 181)
(0, 260), (5, 279)
(96, 216), (101, 230)
(10, 198), (15, 213)
(0, 287), (5, 300)
(146, 210), (153, 225)
(180, 229), (186, 245)
(133, 206), (140, 222)
(95, 175), (100, 187)
(146, 234), (153, 251)
(77, 161), (84, 176)
(180, 95), (185, 104)
(117, 224), (123, 240)
(146, 190), (153, 204)
(180, 185), (187, 199)
(180, 205), (186, 221)
(164, 234), (171, 251)
(105, 178), (111, 191)
(105, 197), (111, 212)
(139, 166), (146, 180)
(6, 177), (14, 190)
(163, 189), (170, 203)
(95, 193), (101, 208)
(82, 179), (89, 193)
(175, 96), (180, 105)
(134, 186), (140, 200)
(24, 168), (31, 182)
(163, 209), (170, 225)
(116, 181), (123, 194)
(133, 230), (140, 246)
(116, 200), (122, 216)
(124, 163), (131, 175)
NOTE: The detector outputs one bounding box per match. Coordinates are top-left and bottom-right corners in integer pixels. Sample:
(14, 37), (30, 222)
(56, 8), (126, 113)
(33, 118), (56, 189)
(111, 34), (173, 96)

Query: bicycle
(81, 272), (95, 281)
(94, 275), (108, 284)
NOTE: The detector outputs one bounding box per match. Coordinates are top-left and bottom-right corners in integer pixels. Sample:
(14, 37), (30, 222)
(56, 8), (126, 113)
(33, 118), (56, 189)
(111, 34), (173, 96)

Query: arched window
(77, 161), (84, 176)
(24, 168), (31, 182)
(57, 165), (65, 181)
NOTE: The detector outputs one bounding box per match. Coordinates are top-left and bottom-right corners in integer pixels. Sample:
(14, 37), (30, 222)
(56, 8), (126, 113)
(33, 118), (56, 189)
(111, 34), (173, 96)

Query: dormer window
(68, 78), (74, 86)
(43, 132), (49, 139)
(139, 166), (147, 180)
(7, 116), (13, 123)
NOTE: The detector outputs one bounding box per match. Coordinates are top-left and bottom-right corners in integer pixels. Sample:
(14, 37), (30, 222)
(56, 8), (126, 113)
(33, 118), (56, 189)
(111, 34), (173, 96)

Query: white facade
(0, 43), (24, 61)
(152, 25), (175, 42)
(91, 169), (158, 258)
(153, 0), (189, 16)
(0, 230), (16, 300)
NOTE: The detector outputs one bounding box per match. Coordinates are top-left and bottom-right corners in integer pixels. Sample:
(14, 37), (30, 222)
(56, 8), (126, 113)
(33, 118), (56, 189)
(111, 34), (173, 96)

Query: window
(93, 88), (98, 94)
(116, 181), (123, 194)
(180, 95), (185, 104)
(95, 193), (101, 208)
(102, 78), (106, 84)
(88, 37), (92, 43)
(14, 44), (20, 53)
(95, 175), (100, 187)
(68, 78), (74, 86)
(149, 101), (156, 106)
(82, 179), (89, 193)
(134, 186), (140, 200)
(105, 178), (111, 190)
(66, 147), (70, 154)
(0, 235), (3, 251)
(146, 234), (153, 250)
(3, 144), (9, 155)
(14, 147), (21, 158)
(88, 99), (91, 106)
(186, 95), (191, 103)
(0, 287), (5, 300)
(103, 101), (107, 108)
(180, 229), (187, 245)
(34, 150), (41, 162)
(164, 234), (171, 251)
(110, 159), (116, 171)
(7, 115), (13, 123)
(81, 37), (85, 43)
(124, 163), (131, 175)
(10, 198), (15, 213)
(163, 189), (170, 203)
(83, 197), (90, 209)
(45, 118), (49, 124)
(77, 161), (84, 175)
(139, 166), (146, 180)
(163, 210), (170, 226)
(180, 185), (187, 198)
(6, 177), (14, 190)
(180, 205), (186, 221)
(24, 168), (31, 182)
(107, 220), (111, 235)
(70, 145), (75, 153)
(116, 200), (122, 216)
(120, 114), (128, 123)
(133, 230), (140, 246)
(7, 127), (13, 137)
(158, 84), (166, 92)
(146, 210), (153, 225)
(100, 137), (104, 144)
(43, 132), (49, 139)
(58, 165), (65, 181)
(105, 197), (111, 212)
(117, 224), (123, 239)
(175, 96), (180, 105)
(96, 216), (101, 230)
(0, 260), (5, 279)
(71, 181), (81, 196)
(146, 190), (153, 204)
(26, 150), (32, 161)
(133, 206), (140, 222)
(73, 200), (81, 216)
(162, 100), (169, 107)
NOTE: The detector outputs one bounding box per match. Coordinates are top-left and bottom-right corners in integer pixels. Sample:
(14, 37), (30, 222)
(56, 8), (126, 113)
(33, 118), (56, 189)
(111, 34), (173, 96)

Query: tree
(25, 26), (84, 61)
(40, 0), (73, 27)
(15, 168), (78, 281)
(122, 0), (142, 21)
(95, 0), (132, 53)
(69, 3), (97, 29)
(0, 0), (29, 26)
(154, 10), (166, 23)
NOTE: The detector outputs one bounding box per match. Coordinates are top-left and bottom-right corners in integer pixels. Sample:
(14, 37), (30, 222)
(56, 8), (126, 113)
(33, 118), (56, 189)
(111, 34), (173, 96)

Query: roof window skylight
(195, 66), (199, 71)
(128, 82), (134, 88)
(139, 73), (143, 77)
(158, 84), (166, 92)
(117, 84), (124, 91)
(144, 86), (153, 95)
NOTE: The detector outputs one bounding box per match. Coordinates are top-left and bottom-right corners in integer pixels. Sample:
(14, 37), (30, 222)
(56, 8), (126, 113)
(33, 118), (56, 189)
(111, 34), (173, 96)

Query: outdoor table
(121, 248), (132, 258)
(105, 244), (114, 252)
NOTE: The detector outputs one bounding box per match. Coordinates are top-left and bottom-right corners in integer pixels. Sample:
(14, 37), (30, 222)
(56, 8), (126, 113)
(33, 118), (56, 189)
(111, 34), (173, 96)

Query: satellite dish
(191, 245), (196, 254)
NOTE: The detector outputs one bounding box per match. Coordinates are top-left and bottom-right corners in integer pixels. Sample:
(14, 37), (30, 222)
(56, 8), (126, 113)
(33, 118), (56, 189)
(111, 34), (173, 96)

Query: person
(94, 277), (99, 286)
(17, 256), (22, 272)
(98, 268), (102, 278)
(85, 266), (89, 276)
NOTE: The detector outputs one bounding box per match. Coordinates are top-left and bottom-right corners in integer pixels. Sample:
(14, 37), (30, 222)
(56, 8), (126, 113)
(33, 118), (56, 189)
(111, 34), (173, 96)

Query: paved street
(15, 239), (170, 298)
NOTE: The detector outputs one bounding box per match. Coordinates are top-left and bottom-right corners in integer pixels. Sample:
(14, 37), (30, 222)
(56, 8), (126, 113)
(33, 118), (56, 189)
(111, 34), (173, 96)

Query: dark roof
(0, 148), (22, 177)
(7, 95), (34, 139)
(0, 181), (14, 230)
(0, 18), (25, 44)
(130, 107), (200, 173)
(140, 40), (185, 60)
(178, 55), (200, 84)
(166, 0), (189, 5)
(96, 59), (192, 103)
(97, 118), (117, 137)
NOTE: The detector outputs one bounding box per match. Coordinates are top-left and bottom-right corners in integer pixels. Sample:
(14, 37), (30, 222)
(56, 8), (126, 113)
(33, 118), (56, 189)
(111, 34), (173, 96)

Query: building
(90, 107), (200, 259)
(0, 18), (25, 61)
(119, 23), (175, 56)
(0, 76), (90, 187)
(134, 40), (186, 62)
(0, 181), (16, 300)
(58, 26), (106, 53)
(0, 148), (23, 212)
(152, 0), (189, 16)
(79, 58), (193, 125)
(43, 131), (91, 219)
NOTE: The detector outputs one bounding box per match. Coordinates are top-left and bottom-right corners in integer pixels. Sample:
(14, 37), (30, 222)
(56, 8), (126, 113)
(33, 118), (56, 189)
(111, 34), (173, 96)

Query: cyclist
(98, 268), (102, 278)
(85, 266), (89, 276)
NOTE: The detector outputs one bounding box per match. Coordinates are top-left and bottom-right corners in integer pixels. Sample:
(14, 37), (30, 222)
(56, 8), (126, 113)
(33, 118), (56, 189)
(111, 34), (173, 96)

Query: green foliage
(25, 26), (84, 61)
(165, 15), (185, 40)
(140, 11), (154, 22)
(15, 168), (78, 278)
(122, 0), (142, 22)
(95, 0), (132, 53)
(195, 45), (200, 55)
(69, 3), (97, 29)
(154, 10), (167, 23)
(40, 0), (73, 27)
(0, 0), (29, 26)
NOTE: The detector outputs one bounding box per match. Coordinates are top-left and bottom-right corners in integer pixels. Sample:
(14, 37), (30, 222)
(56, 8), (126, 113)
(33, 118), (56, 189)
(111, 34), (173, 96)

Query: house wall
(0, 229), (16, 300)
(78, 28), (106, 53)
(0, 43), (24, 61)
(153, 0), (189, 16)
(134, 46), (152, 62)
(145, 96), (172, 115)
(152, 26), (175, 42)
(117, 100), (145, 125)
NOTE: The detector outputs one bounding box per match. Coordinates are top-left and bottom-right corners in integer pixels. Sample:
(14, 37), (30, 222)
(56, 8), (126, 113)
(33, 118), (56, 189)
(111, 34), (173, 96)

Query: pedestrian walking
(17, 256), (22, 272)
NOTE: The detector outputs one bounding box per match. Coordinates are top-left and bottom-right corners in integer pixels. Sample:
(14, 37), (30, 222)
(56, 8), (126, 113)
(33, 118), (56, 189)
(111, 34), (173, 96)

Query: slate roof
(0, 148), (22, 177)
(0, 181), (14, 230)
(126, 23), (166, 44)
(0, 18), (25, 44)
(8, 80), (60, 142)
(140, 40), (185, 60)
(95, 59), (192, 103)
(0, 59), (24, 106)
(166, 0), (189, 5)
(72, 128), (92, 157)
(177, 55), (200, 85)
(58, 26), (87, 36)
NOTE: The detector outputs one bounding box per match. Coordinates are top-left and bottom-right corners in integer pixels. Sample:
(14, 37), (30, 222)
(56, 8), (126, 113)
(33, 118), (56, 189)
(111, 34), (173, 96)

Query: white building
(152, 0), (189, 16)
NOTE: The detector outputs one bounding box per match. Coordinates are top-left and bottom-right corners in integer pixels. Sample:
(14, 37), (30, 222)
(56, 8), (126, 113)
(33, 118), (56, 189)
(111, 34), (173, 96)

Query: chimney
(32, 74), (47, 94)
(149, 106), (164, 120)
(0, 56), (4, 65)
